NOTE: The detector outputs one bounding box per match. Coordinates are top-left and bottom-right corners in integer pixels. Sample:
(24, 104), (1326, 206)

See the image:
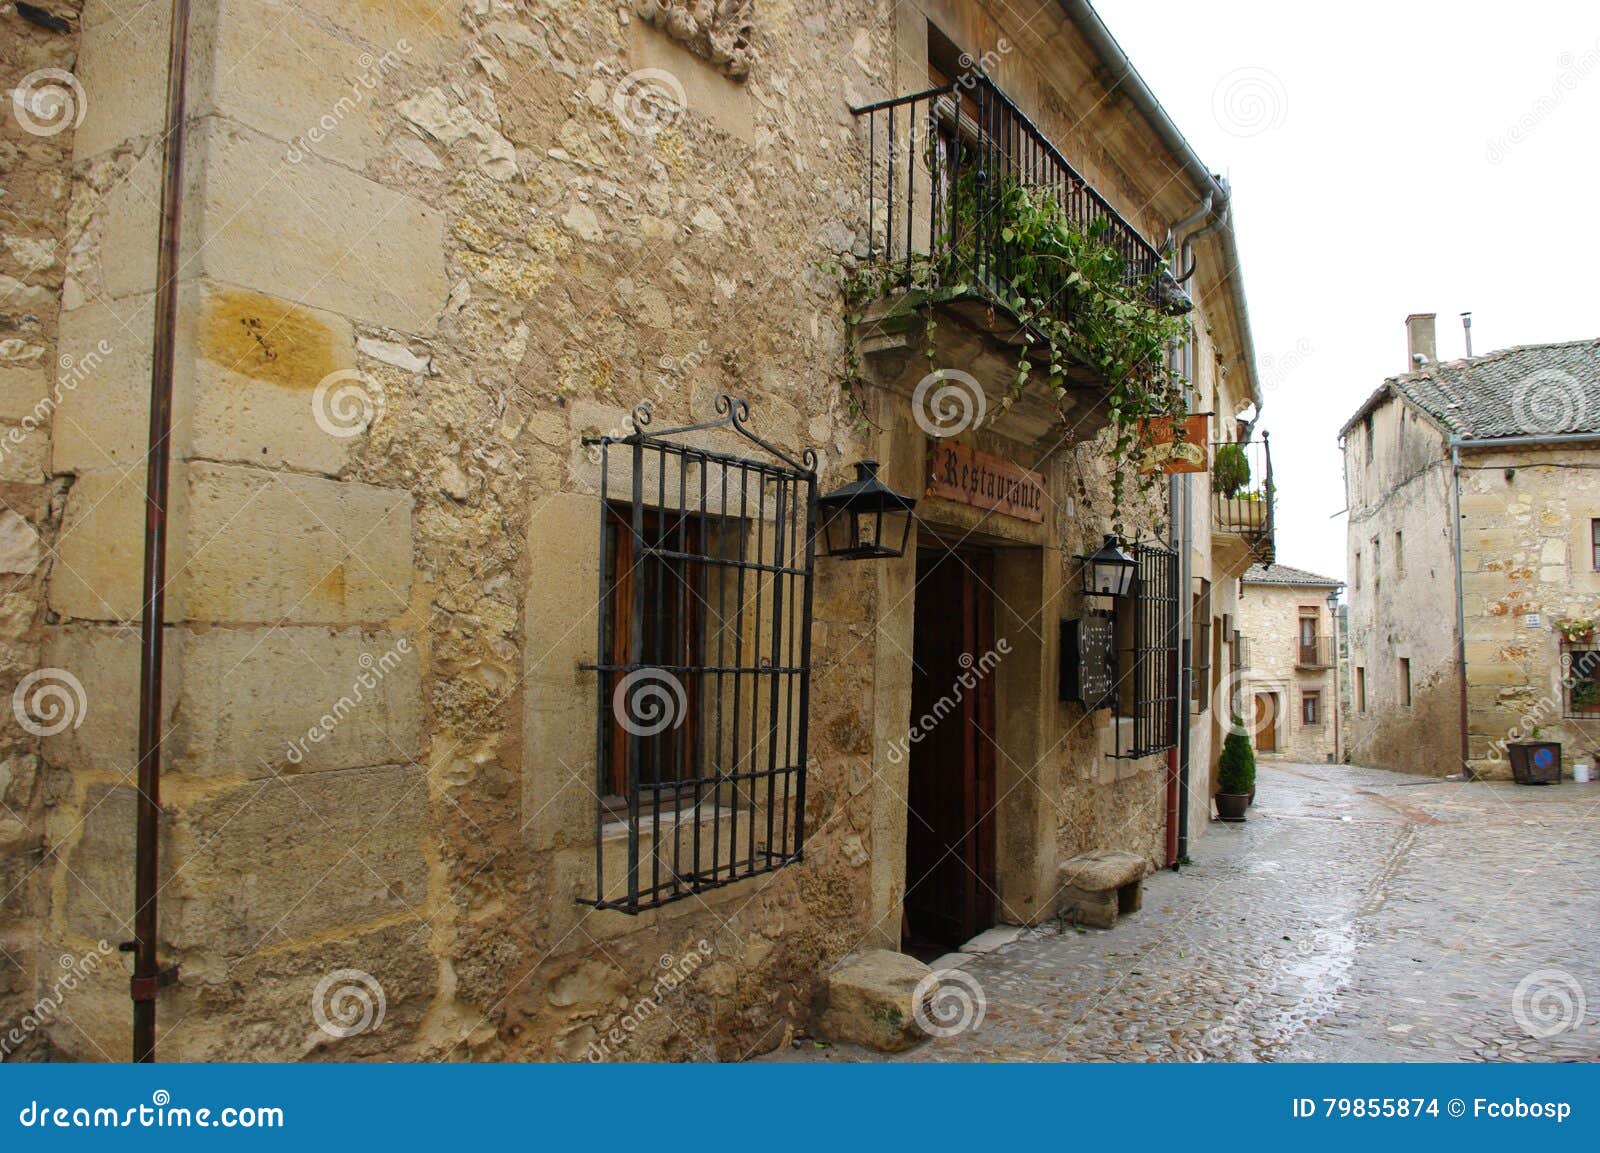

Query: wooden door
(1255, 692), (1277, 753)
(904, 548), (997, 951)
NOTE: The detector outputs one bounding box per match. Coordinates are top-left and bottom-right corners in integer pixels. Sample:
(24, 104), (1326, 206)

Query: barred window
(1302, 690), (1322, 727)
(1191, 578), (1211, 714)
(1111, 541), (1178, 759)
(1592, 519), (1599, 571)
(584, 398), (816, 913)
(1566, 646), (1600, 719)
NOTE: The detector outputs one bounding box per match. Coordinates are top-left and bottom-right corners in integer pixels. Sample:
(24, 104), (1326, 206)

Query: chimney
(1405, 313), (1437, 370)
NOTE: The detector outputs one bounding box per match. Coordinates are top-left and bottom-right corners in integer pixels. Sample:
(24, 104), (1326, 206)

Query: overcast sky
(1094, 0), (1600, 585)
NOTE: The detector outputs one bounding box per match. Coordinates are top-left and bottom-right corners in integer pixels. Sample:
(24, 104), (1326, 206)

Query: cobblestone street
(775, 763), (1600, 1063)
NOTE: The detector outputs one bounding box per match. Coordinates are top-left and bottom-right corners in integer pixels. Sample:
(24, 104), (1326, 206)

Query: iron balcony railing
(1295, 635), (1336, 670)
(1232, 631), (1252, 672)
(1211, 435), (1274, 544)
(851, 74), (1166, 327)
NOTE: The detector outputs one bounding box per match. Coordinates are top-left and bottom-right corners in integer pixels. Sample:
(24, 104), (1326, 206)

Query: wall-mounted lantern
(1080, 534), (1137, 598)
(816, 460), (917, 560)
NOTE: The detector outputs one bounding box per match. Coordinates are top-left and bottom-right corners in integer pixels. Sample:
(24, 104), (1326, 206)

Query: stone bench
(1057, 849), (1146, 929)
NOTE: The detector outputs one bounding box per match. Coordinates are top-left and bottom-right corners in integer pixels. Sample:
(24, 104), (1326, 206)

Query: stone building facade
(2, 0), (1267, 1061)
(1237, 564), (1341, 765)
(1340, 314), (1600, 780)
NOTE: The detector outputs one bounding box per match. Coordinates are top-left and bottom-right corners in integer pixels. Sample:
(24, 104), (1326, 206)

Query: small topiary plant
(1212, 443), (1251, 499)
(1218, 719), (1256, 795)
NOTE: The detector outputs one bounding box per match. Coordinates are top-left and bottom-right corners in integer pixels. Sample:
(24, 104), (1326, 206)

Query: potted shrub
(1212, 443), (1250, 499)
(1556, 617), (1596, 644)
(1216, 719), (1255, 821)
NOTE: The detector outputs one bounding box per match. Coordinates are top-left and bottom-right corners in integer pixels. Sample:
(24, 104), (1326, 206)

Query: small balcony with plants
(843, 74), (1190, 510)
(1210, 435), (1275, 570)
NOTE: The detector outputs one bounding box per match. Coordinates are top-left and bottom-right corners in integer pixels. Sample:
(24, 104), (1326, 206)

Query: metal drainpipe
(1056, 0), (1265, 418)
(132, 0), (192, 1063)
(1451, 442), (1469, 778)
(1447, 429), (1600, 781)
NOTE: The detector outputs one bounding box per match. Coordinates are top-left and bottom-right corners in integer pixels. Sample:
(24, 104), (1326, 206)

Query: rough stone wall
(1343, 395), (1460, 776)
(1, 0), (84, 1061)
(1458, 445), (1600, 779)
(1237, 581), (1337, 764)
(11, 0), (1265, 1063)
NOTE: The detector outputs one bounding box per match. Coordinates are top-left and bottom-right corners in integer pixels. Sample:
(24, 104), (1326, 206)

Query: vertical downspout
(1174, 447), (1193, 865)
(132, 0), (192, 1063)
(1450, 442), (1470, 778)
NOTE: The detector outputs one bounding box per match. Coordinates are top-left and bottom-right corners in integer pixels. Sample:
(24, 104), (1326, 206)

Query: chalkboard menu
(1060, 612), (1118, 710)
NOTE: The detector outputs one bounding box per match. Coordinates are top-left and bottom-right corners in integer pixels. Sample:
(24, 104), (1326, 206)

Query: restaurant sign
(1136, 412), (1210, 474)
(926, 440), (1046, 524)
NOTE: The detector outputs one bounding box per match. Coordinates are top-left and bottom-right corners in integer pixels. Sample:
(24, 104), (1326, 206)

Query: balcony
(848, 75), (1177, 444)
(1211, 435), (1275, 571)
(1295, 635), (1336, 671)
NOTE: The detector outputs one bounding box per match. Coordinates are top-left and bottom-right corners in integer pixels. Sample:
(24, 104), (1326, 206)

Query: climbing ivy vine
(842, 171), (1192, 526)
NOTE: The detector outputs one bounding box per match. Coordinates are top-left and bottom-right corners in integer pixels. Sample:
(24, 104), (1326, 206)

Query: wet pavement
(771, 762), (1600, 1062)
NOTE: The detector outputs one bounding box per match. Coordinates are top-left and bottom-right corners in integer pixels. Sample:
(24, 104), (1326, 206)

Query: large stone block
(45, 624), (420, 778)
(817, 948), (931, 1052)
(54, 283), (362, 475)
(190, 122), (448, 333)
(51, 292), (155, 472)
(523, 492), (601, 850)
(178, 463), (414, 623)
(208, 0), (400, 171)
(178, 626), (422, 777)
(51, 463), (413, 624)
(170, 763), (429, 954)
(60, 785), (144, 940)
(49, 468), (155, 623)
(73, 0), (171, 159)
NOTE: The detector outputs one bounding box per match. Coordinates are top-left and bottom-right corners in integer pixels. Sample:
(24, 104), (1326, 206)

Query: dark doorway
(903, 547), (998, 954)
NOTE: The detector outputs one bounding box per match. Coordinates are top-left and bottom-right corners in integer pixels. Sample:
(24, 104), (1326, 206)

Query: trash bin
(1507, 742), (1562, 785)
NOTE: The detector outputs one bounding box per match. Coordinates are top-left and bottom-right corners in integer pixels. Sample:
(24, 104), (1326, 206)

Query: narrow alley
(773, 764), (1600, 1063)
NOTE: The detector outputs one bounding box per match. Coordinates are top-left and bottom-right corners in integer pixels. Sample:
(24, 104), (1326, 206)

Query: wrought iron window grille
(1111, 540), (1179, 759)
(580, 396), (818, 913)
(1563, 644), (1600, 720)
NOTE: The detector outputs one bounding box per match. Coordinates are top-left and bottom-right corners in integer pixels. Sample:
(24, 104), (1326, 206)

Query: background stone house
(1340, 314), (1600, 779)
(1, 0), (1266, 1061)
(1237, 563), (1341, 764)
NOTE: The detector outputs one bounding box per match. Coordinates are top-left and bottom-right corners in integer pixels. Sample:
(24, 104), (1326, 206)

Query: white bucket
(1575, 763), (1592, 784)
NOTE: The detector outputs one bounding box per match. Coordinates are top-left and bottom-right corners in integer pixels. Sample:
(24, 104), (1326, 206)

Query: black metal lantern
(1081, 534), (1137, 598)
(816, 460), (916, 560)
